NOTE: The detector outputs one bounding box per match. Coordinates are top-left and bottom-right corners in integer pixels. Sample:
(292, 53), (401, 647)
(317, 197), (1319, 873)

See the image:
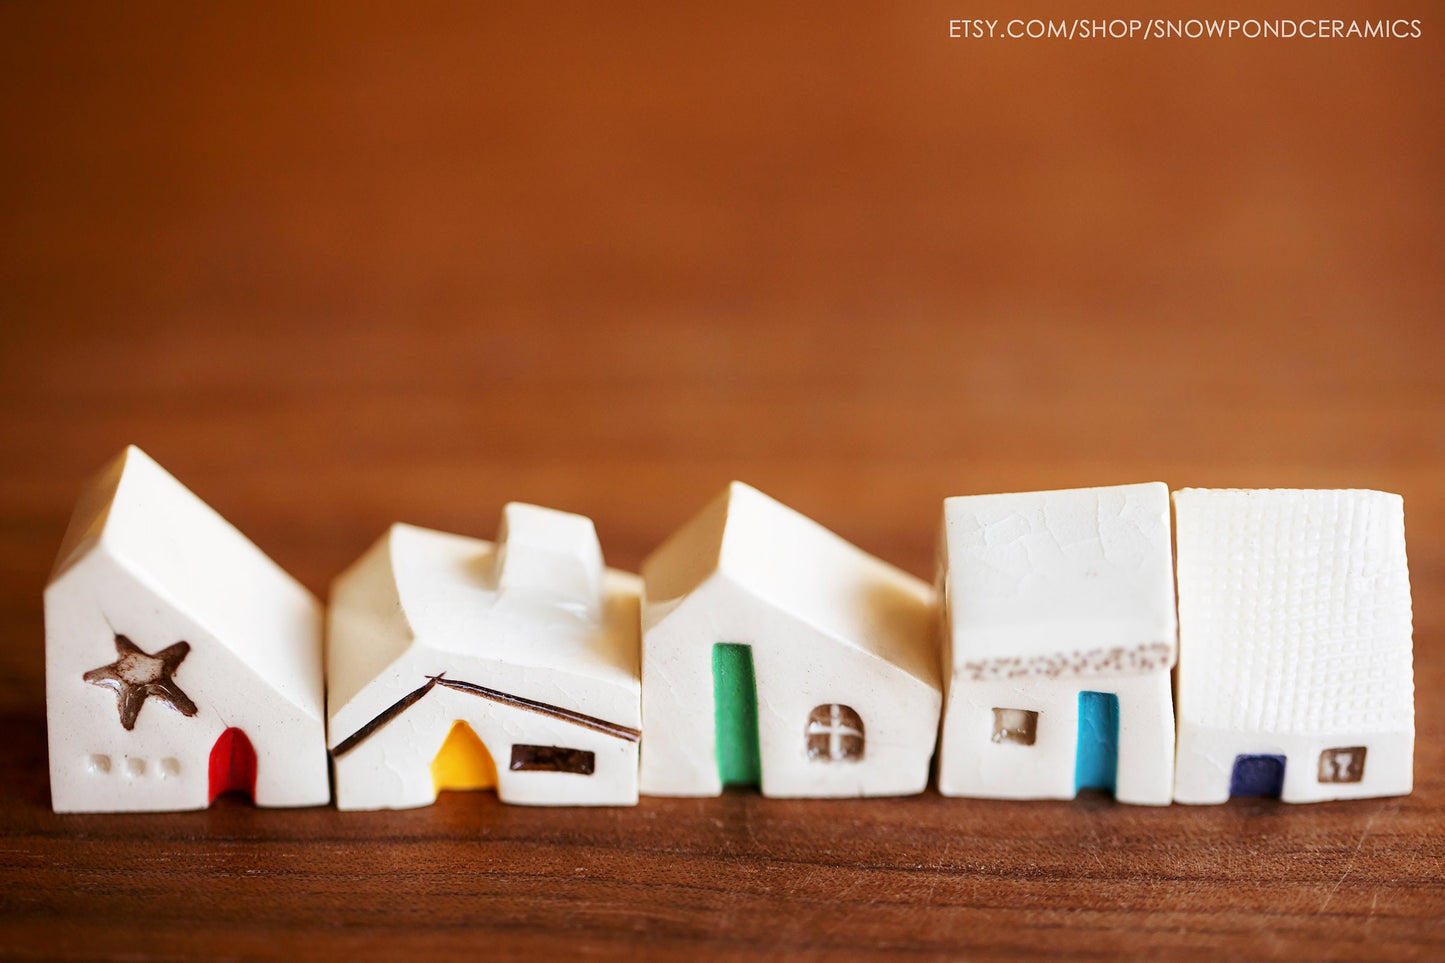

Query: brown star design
(83, 634), (198, 731)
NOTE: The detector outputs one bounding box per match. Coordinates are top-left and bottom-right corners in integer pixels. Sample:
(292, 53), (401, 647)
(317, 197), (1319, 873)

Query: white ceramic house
(935, 483), (1178, 805)
(639, 481), (941, 798)
(327, 504), (642, 810)
(1173, 488), (1414, 804)
(44, 446), (329, 813)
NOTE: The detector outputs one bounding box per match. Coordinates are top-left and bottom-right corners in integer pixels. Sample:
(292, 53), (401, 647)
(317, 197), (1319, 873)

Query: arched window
(806, 704), (864, 761)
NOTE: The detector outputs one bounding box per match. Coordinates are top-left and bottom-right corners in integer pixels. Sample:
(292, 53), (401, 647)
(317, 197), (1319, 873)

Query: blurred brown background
(1, 2), (1442, 959)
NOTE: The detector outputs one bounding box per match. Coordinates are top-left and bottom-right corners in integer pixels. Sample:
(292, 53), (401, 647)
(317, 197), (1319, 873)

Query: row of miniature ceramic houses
(45, 447), (1414, 813)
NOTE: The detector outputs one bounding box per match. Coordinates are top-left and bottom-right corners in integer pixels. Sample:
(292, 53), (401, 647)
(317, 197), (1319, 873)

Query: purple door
(1229, 754), (1285, 798)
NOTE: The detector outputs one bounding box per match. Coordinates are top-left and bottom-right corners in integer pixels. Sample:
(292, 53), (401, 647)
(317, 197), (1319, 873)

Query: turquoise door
(712, 643), (761, 786)
(1075, 691), (1120, 794)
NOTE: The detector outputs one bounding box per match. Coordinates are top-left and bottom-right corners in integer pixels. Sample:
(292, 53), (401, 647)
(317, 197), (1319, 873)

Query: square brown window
(806, 704), (864, 761)
(509, 744), (595, 775)
(1318, 746), (1366, 784)
(992, 708), (1038, 746)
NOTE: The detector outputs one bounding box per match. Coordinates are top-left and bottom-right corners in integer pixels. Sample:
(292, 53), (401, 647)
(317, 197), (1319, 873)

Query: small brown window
(992, 708), (1038, 746)
(806, 704), (864, 761)
(1318, 746), (1366, 783)
(509, 744), (595, 775)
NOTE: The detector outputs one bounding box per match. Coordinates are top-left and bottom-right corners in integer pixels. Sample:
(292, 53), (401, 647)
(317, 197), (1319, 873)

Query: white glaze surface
(327, 506), (641, 810)
(45, 447), (328, 812)
(936, 483), (1177, 805)
(1172, 488), (1414, 803)
(640, 482), (941, 798)
(941, 482), (1177, 677)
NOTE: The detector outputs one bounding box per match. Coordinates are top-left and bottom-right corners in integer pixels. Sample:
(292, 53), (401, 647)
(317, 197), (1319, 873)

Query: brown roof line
(331, 674), (640, 758)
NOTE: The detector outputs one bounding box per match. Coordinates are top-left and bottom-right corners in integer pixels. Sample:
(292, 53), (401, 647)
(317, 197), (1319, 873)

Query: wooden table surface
(1, 3), (1442, 960)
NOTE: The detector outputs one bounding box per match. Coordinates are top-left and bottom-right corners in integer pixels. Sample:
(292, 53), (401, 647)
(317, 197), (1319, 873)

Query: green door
(712, 643), (761, 786)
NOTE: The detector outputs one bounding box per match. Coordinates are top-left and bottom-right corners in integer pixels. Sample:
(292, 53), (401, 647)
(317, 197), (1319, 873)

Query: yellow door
(430, 720), (498, 792)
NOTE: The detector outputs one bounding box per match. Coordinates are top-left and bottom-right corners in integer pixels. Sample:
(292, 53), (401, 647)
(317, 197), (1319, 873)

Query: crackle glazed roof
(640, 481), (939, 689)
(48, 445), (323, 720)
(941, 482), (1178, 681)
(1173, 488), (1413, 736)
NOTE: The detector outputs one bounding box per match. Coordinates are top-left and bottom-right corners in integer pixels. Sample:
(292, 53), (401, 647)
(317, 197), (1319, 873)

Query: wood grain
(1, 2), (1442, 959)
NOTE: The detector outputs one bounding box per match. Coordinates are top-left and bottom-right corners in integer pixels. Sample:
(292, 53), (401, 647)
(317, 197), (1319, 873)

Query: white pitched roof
(50, 446), (323, 720)
(941, 483), (1177, 680)
(1173, 488), (1414, 736)
(327, 510), (640, 720)
(642, 482), (938, 688)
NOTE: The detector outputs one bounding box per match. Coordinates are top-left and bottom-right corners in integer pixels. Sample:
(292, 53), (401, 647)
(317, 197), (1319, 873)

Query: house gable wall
(46, 551), (328, 812)
(331, 648), (638, 810)
(641, 573), (940, 799)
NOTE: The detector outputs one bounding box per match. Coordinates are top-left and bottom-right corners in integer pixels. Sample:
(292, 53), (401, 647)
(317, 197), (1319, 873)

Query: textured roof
(1174, 488), (1414, 736)
(642, 482), (938, 688)
(941, 483), (1177, 680)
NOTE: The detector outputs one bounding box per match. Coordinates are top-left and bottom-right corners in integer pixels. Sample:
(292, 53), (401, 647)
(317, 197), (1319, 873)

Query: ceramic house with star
(1172, 488), (1414, 804)
(935, 483), (1178, 805)
(44, 446), (329, 813)
(327, 503), (642, 810)
(639, 482), (941, 799)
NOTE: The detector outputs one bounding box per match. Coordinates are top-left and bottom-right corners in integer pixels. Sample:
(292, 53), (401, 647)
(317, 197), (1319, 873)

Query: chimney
(494, 502), (604, 618)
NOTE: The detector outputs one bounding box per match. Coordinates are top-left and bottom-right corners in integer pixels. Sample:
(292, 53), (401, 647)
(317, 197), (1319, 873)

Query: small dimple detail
(1176, 489), (1413, 735)
(962, 641), (1173, 681)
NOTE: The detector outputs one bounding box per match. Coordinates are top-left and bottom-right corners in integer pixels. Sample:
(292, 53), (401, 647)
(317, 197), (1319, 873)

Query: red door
(208, 727), (257, 804)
